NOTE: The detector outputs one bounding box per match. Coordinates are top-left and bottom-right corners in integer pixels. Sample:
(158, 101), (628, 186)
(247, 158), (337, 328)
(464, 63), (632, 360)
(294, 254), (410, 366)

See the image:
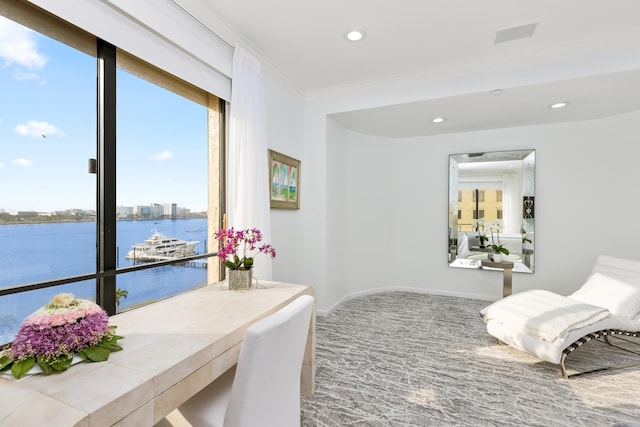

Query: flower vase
(492, 253), (502, 263)
(228, 269), (252, 291)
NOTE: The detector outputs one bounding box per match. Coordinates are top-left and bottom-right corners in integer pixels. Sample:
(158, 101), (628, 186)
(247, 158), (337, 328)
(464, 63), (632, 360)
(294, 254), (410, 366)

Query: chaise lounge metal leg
(560, 353), (569, 379)
(559, 330), (640, 379)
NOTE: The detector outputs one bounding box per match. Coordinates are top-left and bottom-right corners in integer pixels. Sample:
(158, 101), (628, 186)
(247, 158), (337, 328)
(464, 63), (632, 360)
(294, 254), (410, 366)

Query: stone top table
(0, 281), (316, 426)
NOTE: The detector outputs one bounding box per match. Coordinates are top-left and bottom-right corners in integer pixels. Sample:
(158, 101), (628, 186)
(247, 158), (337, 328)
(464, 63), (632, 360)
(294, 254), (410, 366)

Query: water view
(0, 218), (209, 344)
(0, 16), (211, 345)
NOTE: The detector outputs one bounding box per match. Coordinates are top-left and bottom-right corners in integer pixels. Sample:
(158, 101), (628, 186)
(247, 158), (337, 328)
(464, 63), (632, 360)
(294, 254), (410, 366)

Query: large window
(0, 2), (223, 344)
(115, 63), (210, 311)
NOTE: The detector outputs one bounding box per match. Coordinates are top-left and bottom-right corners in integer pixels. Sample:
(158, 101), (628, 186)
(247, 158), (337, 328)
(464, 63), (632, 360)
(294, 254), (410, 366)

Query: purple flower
(3, 294), (123, 379)
(215, 227), (276, 270)
(11, 311), (109, 360)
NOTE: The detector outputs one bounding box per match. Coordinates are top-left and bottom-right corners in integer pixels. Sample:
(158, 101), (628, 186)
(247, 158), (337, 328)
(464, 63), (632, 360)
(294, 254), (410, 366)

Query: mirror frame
(448, 149), (535, 273)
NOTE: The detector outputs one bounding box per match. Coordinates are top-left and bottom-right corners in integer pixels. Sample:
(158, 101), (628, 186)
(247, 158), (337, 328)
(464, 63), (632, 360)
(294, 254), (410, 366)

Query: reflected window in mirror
(448, 150), (535, 273)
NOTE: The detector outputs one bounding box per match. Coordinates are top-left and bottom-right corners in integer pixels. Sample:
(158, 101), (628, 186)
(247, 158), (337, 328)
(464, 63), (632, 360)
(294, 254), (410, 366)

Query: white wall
(313, 111), (640, 312)
(296, 31), (640, 313)
(262, 73), (307, 284)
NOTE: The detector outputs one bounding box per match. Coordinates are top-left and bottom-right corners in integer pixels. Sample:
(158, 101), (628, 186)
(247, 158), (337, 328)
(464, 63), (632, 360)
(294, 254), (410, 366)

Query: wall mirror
(448, 149), (535, 273)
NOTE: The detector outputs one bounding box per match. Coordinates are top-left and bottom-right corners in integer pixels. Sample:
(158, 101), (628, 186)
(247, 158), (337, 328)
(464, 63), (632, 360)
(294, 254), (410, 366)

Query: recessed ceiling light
(345, 30), (366, 42)
(432, 117), (446, 123)
(549, 102), (569, 109)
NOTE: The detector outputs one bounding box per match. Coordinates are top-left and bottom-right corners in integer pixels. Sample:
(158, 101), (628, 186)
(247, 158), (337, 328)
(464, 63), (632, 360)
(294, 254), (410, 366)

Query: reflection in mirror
(448, 150), (535, 273)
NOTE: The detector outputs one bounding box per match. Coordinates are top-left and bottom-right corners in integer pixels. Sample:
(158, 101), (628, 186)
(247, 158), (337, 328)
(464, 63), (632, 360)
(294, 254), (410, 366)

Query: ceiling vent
(494, 23), (538, 44)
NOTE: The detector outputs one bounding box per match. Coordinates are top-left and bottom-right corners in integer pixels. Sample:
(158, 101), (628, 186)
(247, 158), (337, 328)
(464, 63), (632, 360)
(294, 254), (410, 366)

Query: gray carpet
(300, 292), (640, 426)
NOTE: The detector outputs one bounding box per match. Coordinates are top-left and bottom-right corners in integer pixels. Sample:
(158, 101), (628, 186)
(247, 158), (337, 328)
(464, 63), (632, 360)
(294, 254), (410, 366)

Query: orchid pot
(228, 268), (252, 291)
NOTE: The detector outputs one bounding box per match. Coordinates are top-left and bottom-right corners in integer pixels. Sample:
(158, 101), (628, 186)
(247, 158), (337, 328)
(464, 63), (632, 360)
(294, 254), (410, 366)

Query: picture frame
(269, 149), (301, 209)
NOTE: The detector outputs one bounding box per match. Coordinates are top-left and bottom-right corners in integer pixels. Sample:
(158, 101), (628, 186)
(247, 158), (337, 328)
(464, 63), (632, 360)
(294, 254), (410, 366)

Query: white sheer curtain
(502, 174), (521, 234)
(227, 44), (272, 280)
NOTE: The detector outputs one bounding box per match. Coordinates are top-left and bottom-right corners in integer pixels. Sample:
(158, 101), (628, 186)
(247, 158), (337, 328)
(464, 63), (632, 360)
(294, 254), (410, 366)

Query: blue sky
(0, 16), (207, 213)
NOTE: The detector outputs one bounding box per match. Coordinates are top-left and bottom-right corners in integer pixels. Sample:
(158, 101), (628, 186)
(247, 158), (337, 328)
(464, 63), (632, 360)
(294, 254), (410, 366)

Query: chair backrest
(223, 294), (314, 427)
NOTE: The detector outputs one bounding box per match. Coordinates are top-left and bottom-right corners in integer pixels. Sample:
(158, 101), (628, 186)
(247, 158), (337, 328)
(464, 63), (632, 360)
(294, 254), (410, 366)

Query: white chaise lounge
(481, 255), (640, 378)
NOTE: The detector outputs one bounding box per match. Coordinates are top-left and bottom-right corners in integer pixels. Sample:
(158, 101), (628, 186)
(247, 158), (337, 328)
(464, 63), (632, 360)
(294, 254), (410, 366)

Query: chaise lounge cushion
(568, 272), (640, 318)
(481, 289), (609, 343)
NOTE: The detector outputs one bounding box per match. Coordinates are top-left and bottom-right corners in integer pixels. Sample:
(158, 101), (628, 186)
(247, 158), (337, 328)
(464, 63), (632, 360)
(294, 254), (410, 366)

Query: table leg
(300, 305), (316, 397)
(503, 268), (513, 297)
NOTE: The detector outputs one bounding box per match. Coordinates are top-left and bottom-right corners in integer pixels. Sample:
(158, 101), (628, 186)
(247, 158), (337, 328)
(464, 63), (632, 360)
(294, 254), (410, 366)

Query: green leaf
(107, 335), (124, 346)
(224, 260), (237, 269)
(11, 357), (36, 379)
(50, 355), (74, 372)
(78, 345), (111, 362)
(0, 354), (13, 371)
(243, 257), (254, 268)
(102, 334), (124, 348)
(37, 355), (53, 375)
(97, 342), (123, 352)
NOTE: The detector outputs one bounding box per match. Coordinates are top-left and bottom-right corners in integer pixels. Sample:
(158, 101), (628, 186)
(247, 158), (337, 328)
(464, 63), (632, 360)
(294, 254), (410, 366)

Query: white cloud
(14, 120), (64, 138)
(153, 150), (174, 160)
(13, 70), (41, 81)
(0, 162), (5, 168)
(0, 16), (48, 69)
(12, 158), (33, 167)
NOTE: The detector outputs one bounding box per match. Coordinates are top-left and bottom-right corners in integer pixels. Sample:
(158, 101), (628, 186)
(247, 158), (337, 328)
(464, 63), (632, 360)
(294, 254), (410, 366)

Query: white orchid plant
(487, 221), (509, 256)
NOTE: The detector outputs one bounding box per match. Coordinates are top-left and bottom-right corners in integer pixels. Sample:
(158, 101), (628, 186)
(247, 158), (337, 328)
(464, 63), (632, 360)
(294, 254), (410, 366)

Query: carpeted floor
(300, 292), (640, 426)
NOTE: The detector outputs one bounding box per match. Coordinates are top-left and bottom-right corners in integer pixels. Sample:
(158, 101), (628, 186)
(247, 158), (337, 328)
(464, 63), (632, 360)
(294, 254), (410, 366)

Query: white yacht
(125, 232), (198, 261)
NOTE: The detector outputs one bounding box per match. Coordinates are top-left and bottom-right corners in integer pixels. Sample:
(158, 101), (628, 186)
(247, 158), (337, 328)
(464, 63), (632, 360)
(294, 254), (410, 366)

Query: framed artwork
(269, 149), (300, 209)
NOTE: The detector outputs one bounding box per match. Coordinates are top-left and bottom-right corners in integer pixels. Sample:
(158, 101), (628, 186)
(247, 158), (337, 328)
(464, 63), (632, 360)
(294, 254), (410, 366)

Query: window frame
(0, 1), (224, 316)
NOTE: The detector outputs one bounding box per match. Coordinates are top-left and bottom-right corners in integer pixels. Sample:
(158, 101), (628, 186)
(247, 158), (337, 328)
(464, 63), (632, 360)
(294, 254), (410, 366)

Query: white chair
(176, 294), (315, 427)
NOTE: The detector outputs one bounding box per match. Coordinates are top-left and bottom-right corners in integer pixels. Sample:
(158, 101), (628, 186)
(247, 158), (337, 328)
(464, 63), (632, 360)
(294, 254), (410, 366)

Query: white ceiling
(182, 0), (640, 137)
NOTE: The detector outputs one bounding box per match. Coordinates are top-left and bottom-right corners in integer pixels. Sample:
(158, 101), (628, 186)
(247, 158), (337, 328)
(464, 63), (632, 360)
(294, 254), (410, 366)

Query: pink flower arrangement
(0, 293), (123, 379)
(214, 227), (276, 270)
